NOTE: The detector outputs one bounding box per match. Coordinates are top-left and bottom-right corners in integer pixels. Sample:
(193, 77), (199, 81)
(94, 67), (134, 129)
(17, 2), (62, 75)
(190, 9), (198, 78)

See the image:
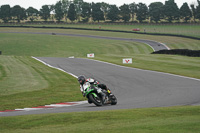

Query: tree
(180, 2), (192, 22)
(119, 4), (131, 22)
(40, 5), (51, 21)
(136, 3), (148, 23)
(11, 5), (26, 22)
(74, 0), (83, 22)
(49, 5), (55, 21)
(196, 0), (200, 19)
(163, 0), (180, 22)
(107, 5), (120, 22)
(67, 3), (76, 22)
(26, 7), (39, 22)
(55, 1), (64, 22)
(0, 5), (11, 22)
(91, 3), (105, 22)
(81, 2), (91, 22)
(149, 2), (164, 23)
(61, 0), (71, 21)
(190, 4), (197, 22)
(129, 2), (137, 22)
(100, 2), (110, 21)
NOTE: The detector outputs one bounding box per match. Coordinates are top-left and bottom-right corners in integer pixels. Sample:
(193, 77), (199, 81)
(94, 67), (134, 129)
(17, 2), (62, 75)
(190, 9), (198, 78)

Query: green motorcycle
(83, 83), (117, 106)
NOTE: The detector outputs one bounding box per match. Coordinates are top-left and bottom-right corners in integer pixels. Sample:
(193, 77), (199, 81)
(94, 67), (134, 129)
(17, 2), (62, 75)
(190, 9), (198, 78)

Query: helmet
(78, 75), (86, 85)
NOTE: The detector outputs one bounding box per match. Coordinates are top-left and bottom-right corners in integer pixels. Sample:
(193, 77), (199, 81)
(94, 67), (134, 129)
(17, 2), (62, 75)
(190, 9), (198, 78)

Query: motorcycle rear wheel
(88, 94), (103, 106)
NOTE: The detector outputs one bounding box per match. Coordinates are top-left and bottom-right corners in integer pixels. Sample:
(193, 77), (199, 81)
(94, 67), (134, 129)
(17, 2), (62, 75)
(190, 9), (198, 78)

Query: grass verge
(0, 106), (200, 133)
(96, 54), (200, 79)
(1, 28), (200, 50)
(1, 23), (200, 38)
(0, 56), (83, 111)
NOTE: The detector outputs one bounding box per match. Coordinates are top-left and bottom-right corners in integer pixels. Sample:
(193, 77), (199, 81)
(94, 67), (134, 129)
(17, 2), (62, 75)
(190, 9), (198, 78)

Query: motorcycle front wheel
(88, 94), (103, 106)
(110, 95), (117, 105)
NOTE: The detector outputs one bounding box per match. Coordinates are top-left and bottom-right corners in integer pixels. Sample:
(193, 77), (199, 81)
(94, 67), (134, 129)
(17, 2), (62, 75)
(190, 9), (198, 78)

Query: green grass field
(1, 27), (200, 50)
(1, 106), (200, 133)
(2, 23), (200, 38)
(0, 27), (200, 132)
(0, 56), (83, 110)
(0, 29), (200, 110)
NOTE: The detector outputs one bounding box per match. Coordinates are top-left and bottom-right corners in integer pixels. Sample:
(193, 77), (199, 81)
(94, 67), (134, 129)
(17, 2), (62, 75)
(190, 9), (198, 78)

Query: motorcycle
(82, 83), (117, 106)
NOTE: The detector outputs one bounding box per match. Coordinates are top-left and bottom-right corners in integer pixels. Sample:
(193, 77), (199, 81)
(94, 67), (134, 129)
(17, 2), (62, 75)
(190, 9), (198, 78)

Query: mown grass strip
(0, 56), (48, 95)
(0, 65), (6, 81)
(0, 106), (200, 133)
(0, 56), (83, 110)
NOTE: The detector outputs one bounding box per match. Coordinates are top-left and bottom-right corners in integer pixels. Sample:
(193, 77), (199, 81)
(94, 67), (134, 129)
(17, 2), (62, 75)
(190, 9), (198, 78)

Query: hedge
(152, 49), (200, 57)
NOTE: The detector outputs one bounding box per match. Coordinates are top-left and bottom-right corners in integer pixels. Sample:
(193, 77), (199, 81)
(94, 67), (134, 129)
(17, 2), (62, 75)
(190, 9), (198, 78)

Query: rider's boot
(97, 88), (106, 104)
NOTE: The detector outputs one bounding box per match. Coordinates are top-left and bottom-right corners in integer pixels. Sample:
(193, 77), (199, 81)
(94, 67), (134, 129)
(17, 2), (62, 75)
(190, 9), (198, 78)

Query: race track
(0, 31), (169, 51)
(1, 57), (200, 117)
(0, 31), (199, 117)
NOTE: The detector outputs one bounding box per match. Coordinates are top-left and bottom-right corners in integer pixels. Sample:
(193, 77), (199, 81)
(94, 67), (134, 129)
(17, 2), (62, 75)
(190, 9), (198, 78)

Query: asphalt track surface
(1, 57), (200, 117)
(0, 31), (169, 51)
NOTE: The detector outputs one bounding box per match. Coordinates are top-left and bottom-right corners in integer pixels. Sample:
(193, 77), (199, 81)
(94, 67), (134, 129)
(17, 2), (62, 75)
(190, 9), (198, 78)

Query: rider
(77, 75), (112, 104)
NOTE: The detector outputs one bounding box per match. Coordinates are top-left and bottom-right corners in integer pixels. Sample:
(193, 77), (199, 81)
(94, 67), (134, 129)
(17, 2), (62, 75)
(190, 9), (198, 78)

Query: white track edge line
(32, 56), (199, 82)
(32, 56), (78, 78)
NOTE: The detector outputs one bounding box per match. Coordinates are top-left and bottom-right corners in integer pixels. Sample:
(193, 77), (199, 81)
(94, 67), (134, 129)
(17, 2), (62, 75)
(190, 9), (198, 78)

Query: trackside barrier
(123, 58), (132, 64)
(87, 53), (94, 58)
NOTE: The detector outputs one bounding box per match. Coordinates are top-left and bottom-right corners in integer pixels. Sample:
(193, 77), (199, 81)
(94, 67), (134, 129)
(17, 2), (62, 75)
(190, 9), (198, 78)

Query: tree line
(0, 0), (200, 23)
